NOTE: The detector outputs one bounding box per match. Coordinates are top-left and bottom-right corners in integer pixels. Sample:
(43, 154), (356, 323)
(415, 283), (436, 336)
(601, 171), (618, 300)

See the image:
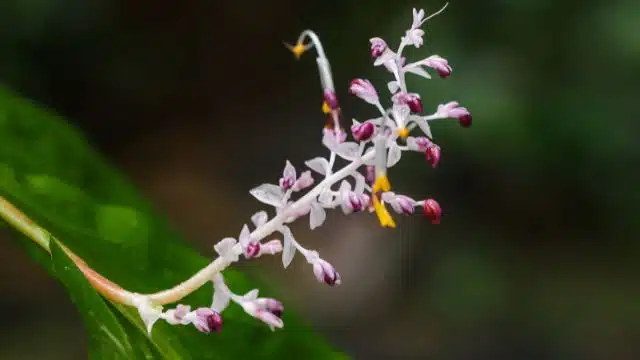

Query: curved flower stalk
(0, 4), (471, 336)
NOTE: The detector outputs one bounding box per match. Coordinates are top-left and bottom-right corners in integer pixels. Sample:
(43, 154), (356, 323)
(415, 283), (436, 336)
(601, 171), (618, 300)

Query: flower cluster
(133, 4), (470, 335)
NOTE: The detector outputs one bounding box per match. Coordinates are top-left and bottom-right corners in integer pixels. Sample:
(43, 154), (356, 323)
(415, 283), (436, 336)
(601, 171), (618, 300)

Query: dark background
(1, 0), (638, 359)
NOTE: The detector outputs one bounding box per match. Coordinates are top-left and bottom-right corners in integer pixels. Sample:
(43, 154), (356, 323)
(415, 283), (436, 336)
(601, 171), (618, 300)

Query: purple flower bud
(245, 241), (260, 259)
(312, 258), (341, 286)
(424, 55), (452, 78)
(351, 121), (376, 142)
(392, 92), (423, 113)
(279, 161), (296, 191)
(437, 101), (472, 128)
(423, 199), (442, 224)
(255, 298), (284, 319)
(193, 308), (223, 333)
(349, 78), (379, 105)
(425, 144), (441, 168)
(369, 37), (388, 57)
(323, 88), (339, 110)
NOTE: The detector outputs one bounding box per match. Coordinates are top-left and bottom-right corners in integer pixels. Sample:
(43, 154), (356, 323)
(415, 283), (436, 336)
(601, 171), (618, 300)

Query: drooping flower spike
(126, 5), (471, 336)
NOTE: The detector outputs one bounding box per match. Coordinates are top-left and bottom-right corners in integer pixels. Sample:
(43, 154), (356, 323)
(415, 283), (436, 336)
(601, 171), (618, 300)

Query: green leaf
(0, 87), (347, 359)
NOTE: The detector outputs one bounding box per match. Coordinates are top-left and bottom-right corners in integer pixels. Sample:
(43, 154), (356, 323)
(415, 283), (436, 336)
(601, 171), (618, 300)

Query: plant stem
(0, 149), (376, 307)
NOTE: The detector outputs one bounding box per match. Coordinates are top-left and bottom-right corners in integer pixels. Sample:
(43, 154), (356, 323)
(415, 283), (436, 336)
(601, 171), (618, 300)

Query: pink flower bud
(392, 92), (423, 113)
(351, 121), (376, 142)
(369, 37), (388, 58)
(279, 160), (296, 191)
(423, 199), (442, 224)
(293, 171), (314, 191)
(193, 308), (223, 333)
(437, 101), (472, 128)
(349, 78), (379, 105)
(424, 55), (452, 78)
(323, 88), (339, 110)
(258, 239), (283, 256)
(312, 258), (341, 286)
(425, 144), (441, 168)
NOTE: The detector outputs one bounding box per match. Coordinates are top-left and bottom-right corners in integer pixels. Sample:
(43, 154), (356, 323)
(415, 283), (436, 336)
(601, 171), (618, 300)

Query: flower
(237, 290), (285, 330)
(437, 101), (472, 127)
(351, 120), (376, 142)
(337, 180), (368, 214)
(279, 161), (296, 191)
(392, 92), (423, 114)
(258, 239), (283, 257)
(423, 55), (452, 78)
(349, 79), (379, 105)
(239, 224), (260, 259)
(163, 304), (191, 325)
(190, 308), (223, 333)
(381, 192), (416, 215)
(311, 257), (341, 286)
(423, 199), (442, 224)
(369, 37), (388, 57)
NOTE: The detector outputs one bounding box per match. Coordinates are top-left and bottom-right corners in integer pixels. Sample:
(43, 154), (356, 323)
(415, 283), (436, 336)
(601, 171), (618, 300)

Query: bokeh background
(1, 0), (639, 359)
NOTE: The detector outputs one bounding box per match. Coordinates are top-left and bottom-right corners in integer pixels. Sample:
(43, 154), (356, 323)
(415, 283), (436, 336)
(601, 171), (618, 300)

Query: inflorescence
(130, 4), (471, 335)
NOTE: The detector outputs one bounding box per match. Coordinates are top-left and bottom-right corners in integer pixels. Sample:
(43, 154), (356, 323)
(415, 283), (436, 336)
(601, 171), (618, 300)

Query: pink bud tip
(459, 113), (472, 128)
(423, 199), (442, 224)
(351, 121), (376, 142)
(425, 145), (441, 168)
(312, 259), (341, 286)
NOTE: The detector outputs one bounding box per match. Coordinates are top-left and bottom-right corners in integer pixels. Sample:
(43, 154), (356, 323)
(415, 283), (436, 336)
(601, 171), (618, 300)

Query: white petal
(387, 142), (402, 168)
(214, 237), (239, 262)
(249, 183), (285, 207)
(211, 290), (231, 313)
(317, 187), (334, 206)
(281, 226), (296, 268)
(387, 81), (400, 94)
(414, 119), (433, 139)
(351, 118), (361, 126)
(335, 142), (361, 161)
(238, 224), (251, 246)
(404, 65), (431, 79)
(251, 211), (268, 228)
(309, 201), (326, 230)
(282, 160), (296, 179)
(305, 157), (330, 175)
(133, 296), (162, 335)
(373, 50), (396, 67)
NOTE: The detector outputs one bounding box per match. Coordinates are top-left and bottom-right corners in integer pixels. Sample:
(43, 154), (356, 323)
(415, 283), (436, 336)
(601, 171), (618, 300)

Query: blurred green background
(0, 0), (638, 359)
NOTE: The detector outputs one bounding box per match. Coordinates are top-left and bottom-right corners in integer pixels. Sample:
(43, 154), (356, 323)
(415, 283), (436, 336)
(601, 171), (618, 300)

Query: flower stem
(1, 149), (376, 307)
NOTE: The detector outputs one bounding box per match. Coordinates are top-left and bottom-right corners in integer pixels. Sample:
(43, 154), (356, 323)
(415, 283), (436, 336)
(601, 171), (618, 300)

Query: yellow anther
(372, 175), (391, 193)
(372, 193), (396, 228)
(284, 42), (307, 59)
(371, 175), (396, 228)
(322, 101), (331, 114)
(397, 127), (410, 139)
